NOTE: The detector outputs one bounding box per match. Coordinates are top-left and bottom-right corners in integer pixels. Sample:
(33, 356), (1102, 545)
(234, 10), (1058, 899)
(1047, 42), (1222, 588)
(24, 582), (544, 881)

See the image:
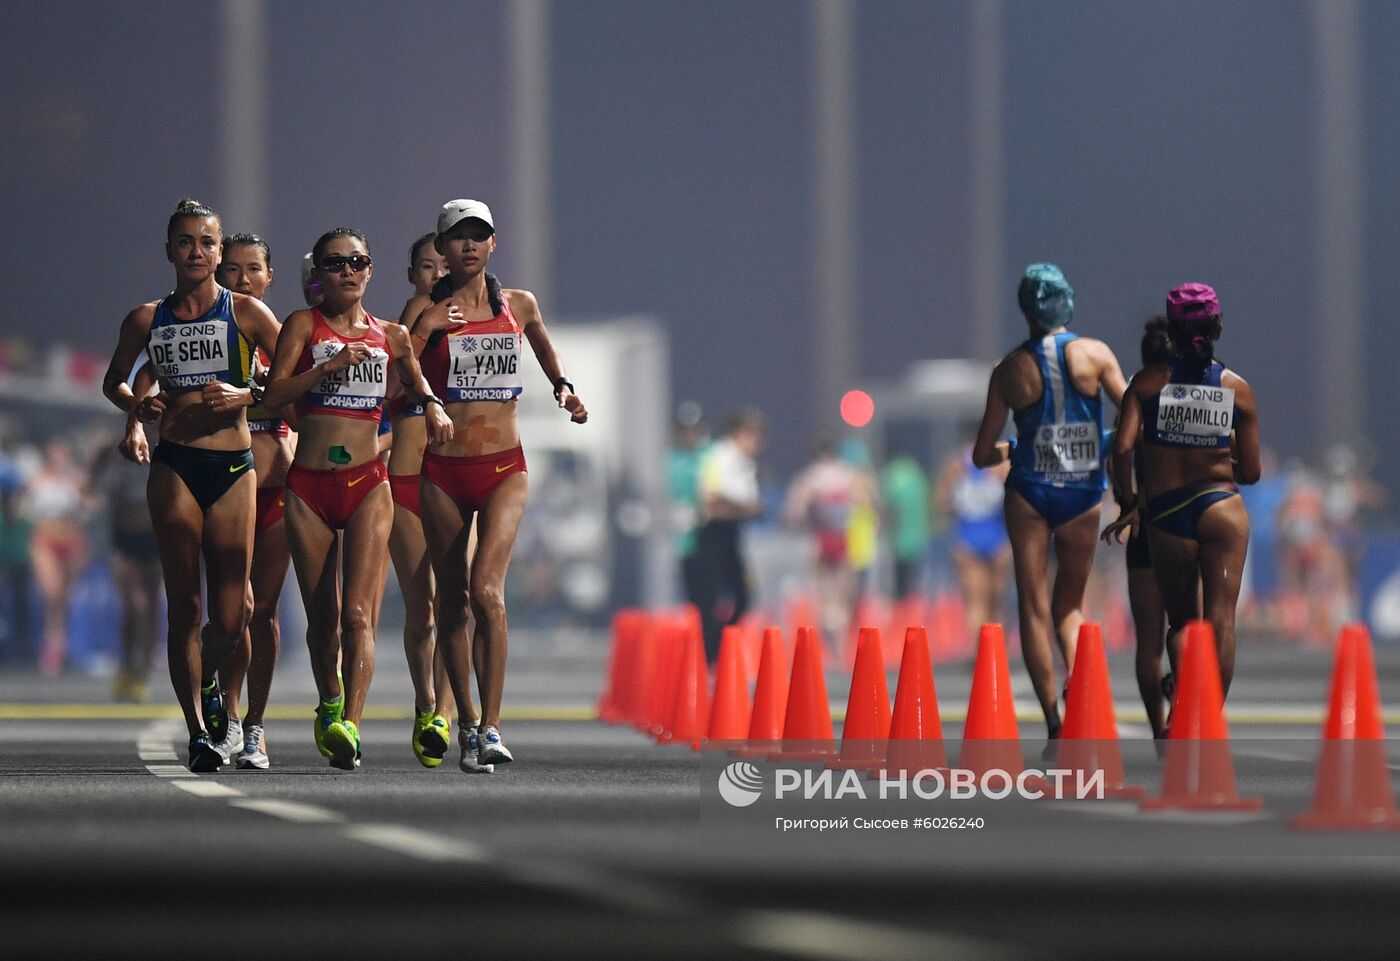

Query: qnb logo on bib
(151, 320), (230, 388)
(1157, 384), (1234, 444)
(1033, 422), (1100, 476)
(311, 341), (389, 411)
(446, 331), (522, 402)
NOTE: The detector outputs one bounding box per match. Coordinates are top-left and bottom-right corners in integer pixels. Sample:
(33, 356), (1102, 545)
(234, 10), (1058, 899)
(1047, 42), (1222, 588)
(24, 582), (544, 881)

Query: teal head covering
(1017, 263), (1074, 330)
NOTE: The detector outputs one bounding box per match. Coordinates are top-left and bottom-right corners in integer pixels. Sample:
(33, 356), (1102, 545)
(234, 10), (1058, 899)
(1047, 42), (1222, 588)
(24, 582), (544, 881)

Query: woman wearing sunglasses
(102, 199), (282, 772)
(385, 232), (467, 769)
(264, 228), (452, 771)
(408, 199), (587, 771)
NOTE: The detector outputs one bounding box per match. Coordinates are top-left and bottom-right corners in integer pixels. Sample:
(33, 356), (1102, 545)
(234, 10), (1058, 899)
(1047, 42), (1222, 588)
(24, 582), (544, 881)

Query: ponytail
(167, 197), (220, 239)
(1167, 313), (1221, 378)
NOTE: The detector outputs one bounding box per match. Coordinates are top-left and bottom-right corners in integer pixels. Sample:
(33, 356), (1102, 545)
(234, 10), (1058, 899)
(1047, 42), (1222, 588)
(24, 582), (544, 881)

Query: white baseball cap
(438, 199), (494, 235)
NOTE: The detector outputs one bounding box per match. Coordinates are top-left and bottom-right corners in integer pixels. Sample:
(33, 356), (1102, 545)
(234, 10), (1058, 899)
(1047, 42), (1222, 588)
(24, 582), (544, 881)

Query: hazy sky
(2, 1), (1397, 483)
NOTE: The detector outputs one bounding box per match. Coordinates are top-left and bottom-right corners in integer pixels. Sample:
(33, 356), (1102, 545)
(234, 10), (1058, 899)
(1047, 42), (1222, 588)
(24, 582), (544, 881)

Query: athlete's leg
(1129, 565), (1168, 737)
(220, 583), (255, 717)
(30, 535), (69, 673)
(1048, 504), (1101, 681)
(200, 474), (256, 689)
(953, 548), (991, 636)
(110, 553), (153, 689)
(990, 545), (1012, 627)
(338, 484), (391, 726)
(1147, 527), (1202, 701)
(470, 473), (529, 731)
(420, 479), (473, 722)
(1195, 497), (1250, 696)
(284, 493), (344, 702)
(148, 464), (208, 738)
(1004, 488), (1057, 733)
(390, 503), (442, 713)
(245, 517), (289, 730)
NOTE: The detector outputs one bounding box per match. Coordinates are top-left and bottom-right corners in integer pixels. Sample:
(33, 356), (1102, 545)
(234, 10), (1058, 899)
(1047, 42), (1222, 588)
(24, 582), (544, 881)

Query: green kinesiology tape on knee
(328, 445), (352, 465)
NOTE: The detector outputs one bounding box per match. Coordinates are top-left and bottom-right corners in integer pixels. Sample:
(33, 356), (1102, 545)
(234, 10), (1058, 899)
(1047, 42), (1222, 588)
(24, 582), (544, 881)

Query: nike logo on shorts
(347, 475), (366, 487)
(229, 462), (249, 474)
(495, 463), (516, 474)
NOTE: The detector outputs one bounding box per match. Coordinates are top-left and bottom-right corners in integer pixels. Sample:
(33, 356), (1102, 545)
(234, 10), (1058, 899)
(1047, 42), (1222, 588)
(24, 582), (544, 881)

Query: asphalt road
(3, 635), (1400, 959)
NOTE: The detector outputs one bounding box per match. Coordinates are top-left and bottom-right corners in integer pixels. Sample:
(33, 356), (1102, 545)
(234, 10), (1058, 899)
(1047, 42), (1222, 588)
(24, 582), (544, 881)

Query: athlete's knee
(166, 593), (203, 632)
(1050, 595), (1082, 625)
(469, 582), (506, 622)
(340, 601), (373, 638)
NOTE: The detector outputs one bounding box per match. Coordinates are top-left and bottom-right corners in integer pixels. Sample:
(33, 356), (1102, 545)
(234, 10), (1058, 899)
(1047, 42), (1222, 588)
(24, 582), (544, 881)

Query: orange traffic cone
(1050, 622), (1144, 799)
(1141, 620), (1261, 811)
(620, 612), (657, 728)
(880, 625), (947, 775)
(705, 626), (752, 747)
(829, 627), (891, 769)
(1293, 624), (1400, 830)
(598, 610), (641, 724)
(643, 618), (683, 738)
(770, 626), (836, 760)
(960, 623), (1022, 776)
(661, 623), (711, 749)
(736, 627), (788, 758)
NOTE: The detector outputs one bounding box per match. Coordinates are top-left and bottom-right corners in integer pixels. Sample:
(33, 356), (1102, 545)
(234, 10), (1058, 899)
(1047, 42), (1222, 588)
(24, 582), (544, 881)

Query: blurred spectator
(23, 439), (90, 675)
(840, 437), (880, 601)
(1322, 444), (1388, 620)
(879, 445), (930, 601)
(90, 433), (161, 701)
(937, 432), (1011, 637)
(667, 401), (711, 613)
(1277, 467), (1347, 644)
(784, 436), (860, 646)
(0, 438), (33, 664)
(695, 406), (765, 663)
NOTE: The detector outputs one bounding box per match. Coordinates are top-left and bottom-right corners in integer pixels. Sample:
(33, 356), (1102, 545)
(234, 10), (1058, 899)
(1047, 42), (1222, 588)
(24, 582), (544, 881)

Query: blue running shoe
(188, 732), (223, 772)
(201, 680), (227, 744)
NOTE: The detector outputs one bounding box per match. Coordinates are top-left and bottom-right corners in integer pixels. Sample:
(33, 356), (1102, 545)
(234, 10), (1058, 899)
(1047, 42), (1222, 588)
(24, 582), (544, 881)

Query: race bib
(150, 320), (230, 389)
(1156, 383), (1234, 446)
(445, 331), (522, 402)
(1033, 422), (1100, 478)
(309, 341), (389, 412)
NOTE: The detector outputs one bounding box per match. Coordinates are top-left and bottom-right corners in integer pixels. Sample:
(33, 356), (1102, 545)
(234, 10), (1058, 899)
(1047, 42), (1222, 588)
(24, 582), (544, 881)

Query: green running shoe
(313, 695), (344, 759)
(413, 710), (451, 768)
(325, 718), (360, 771)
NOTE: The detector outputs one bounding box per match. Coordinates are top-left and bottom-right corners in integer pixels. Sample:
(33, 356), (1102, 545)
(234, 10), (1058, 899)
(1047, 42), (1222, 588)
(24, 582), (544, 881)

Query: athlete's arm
(513, 289), (588, 425)
(1097, 341), (1129, 407)
(1228, 374), (1261, 485)
(384, 324), (453, 445)
(1110, 378), (1144, 506)
(971, 365), (1010, 468)
(103, 304), (157, 417)
(407, 295), (463, 358)
(264, 311), (368, 409)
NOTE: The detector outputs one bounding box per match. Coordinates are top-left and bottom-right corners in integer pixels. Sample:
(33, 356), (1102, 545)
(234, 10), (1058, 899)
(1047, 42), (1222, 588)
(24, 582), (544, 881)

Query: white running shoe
(236, 724), (269, 770)
(215, 716), (244, 762)
(458, 724), (495, 774)
(475, 724), (513, 766)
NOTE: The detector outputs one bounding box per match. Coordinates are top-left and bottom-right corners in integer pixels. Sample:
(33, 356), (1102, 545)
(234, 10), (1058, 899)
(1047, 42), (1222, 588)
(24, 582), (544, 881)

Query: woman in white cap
(407, 199), (587, 771)
(1104, 283), (1260, 712)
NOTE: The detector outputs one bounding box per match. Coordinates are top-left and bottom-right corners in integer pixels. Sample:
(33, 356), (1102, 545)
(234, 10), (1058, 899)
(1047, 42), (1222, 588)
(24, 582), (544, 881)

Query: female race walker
(938, 430), (1012, 640)
(1113, 316), (1178, 738)
(387, 232), (466, 768)
(264, 227), (451, 771)
(215, 233), (294, 768)
(409, 199), (587, 772)
(103, 199), (281, 771)
(1104, 283), (1260, 710)
(971, 264), (1126, 739)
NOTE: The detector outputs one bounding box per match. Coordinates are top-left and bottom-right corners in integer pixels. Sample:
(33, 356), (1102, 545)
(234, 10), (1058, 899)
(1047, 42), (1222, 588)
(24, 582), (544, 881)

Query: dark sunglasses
(452, 224), (494, 244)
(318, 254), (373, 273)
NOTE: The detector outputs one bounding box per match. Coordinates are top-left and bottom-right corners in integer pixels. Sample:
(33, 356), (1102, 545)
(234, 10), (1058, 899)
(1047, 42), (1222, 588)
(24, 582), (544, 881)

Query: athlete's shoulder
(1129, 362), (1170, 393)
(399, 292), (431, 326)
(503, 288), (540, 323)
(381, 319), (412, 351)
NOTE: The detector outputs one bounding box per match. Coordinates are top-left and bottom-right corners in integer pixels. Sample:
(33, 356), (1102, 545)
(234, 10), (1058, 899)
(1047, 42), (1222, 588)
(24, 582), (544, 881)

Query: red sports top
(293, 309), (394, 422)
(419, 301), (524, 405)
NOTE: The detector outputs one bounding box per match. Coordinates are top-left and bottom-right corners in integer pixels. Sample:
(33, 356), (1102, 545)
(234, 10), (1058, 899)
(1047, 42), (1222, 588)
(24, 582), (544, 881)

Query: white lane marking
(229, 798), (343, 824)
(343, 824), (490, 863)
(507, 861), (688, 916)
(1236, 749), (1312, 763)
(145, 764), (196, 778)
(1117, 722), (1153, 738)
(736, 909), (1016, 961)
(139, 750), (179, 761)
(172, 780), (245, 799)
